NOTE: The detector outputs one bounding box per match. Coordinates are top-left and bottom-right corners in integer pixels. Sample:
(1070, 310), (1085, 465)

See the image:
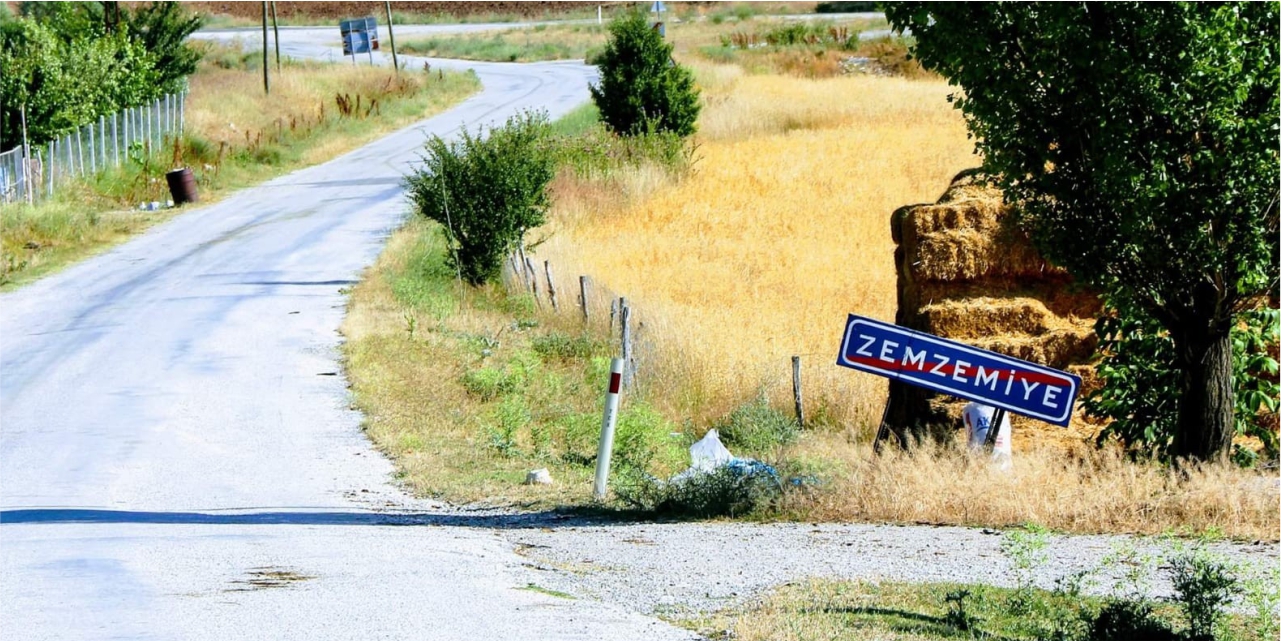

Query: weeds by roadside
(399, 23), (606, 62)
(682, 531), (1279, 641)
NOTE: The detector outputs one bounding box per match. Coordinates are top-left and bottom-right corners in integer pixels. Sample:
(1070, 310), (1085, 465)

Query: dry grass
(776, 439), (1278, 540)
(537, 66), (975, 427)
(395, 14), (885, 64)
(186, 43), (479, 169)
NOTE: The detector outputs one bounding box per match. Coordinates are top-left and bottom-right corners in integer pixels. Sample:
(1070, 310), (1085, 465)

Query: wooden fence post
(792, 355), (805, 429)
(619, 298), (633, 387)
(544, 261), (558, 311)
(579, 276), (590, 323)
(509, 254), (525, 289)
(523, 254), (542, 308)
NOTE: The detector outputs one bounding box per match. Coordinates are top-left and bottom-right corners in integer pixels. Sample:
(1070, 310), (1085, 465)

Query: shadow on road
(0, 508), (629, 529)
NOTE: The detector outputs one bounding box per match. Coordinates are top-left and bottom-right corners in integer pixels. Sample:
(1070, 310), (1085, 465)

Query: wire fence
(1, 91), (186, 206)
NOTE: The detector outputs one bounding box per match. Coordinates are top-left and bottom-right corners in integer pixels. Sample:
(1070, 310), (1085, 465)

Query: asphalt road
(1, 29), (696, 641)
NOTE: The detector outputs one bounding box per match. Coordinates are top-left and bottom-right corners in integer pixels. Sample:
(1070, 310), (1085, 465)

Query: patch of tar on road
(224, 567), (315, 592)
(197, 207), (321, 251)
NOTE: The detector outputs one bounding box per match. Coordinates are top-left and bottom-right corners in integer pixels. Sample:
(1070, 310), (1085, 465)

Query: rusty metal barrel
(165, 167), (198, 205)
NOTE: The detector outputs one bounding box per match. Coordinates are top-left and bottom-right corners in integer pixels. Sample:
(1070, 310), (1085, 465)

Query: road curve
(1, 30), (695, 641)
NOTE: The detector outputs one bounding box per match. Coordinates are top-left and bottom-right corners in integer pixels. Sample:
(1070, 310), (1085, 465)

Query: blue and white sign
(836, 314), (1081, 426)
(340, 17), (379, 55)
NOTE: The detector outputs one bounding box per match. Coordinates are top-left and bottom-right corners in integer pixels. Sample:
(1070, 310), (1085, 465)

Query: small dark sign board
(836, 314), (1081, 426)
(340, 17), (380, 55)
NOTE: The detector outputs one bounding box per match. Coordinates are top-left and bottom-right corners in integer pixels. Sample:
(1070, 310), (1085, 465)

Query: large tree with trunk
(885, 2), (1279, 461)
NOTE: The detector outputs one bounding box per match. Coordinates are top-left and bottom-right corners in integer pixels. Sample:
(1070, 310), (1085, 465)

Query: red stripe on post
(609, 372), (621, 394)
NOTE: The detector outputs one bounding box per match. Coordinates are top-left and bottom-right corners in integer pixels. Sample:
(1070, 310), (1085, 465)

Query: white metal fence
(1, 91), (186, 206)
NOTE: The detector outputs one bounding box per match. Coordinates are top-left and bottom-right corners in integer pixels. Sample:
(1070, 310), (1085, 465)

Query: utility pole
(270, 1), (281, 73)
(261, 2), (270, 94)
(384, 1), (399, 73)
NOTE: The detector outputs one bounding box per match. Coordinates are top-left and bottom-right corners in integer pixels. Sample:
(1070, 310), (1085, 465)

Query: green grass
(341, 217), (691, 507)
(548, 102), (601, 137)
(682, 578), (1276, 641)
(398, 24), (607, 62)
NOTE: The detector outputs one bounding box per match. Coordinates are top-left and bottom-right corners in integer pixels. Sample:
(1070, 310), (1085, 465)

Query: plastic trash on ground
(963, 402), (1013, 469)
(675, 429), (780, 485)
(688, 429), (733, 471)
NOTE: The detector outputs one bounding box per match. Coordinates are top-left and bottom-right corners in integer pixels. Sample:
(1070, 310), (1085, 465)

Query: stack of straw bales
(885, 170), (1101, 448)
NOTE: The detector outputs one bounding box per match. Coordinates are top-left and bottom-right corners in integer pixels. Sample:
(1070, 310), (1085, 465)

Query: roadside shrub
(462, 352), (538, 401)
(712, 396), (798, 454)
(554, 411), (601, 466)
(1169, 551), (1239, 641)
(550, 126), (692, 177)
(404, 111), (554, 285)
(531, 332), (603, 361)
(1088, 600), (1178, 641)
(614, 460), (781, 517)
(612, 402), (682, 473)
(461, 367), (523, 402)
(589, 10), (701, 137)
(484, 395), (530, 457)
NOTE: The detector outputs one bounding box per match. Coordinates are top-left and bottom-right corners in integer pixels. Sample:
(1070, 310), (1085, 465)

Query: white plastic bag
(688, 429), (733, 471)
(963, 402), (1013, 468)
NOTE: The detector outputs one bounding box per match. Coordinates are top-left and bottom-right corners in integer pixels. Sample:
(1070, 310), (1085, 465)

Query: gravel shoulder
(494, 517), (1279, 619)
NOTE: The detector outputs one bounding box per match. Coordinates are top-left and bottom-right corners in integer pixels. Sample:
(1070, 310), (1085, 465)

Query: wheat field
(539, 65), (977, 427)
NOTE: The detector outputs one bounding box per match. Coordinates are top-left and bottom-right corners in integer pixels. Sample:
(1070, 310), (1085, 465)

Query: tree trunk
(1170, 329), (1235, 461)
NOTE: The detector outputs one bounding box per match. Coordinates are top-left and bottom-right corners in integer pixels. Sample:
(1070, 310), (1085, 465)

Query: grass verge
(681, 576), (1277, 641)
(1, 42), (479, 290)
(341, 217), (691, 507)
(395, 15), (890, 67)
(399, 23), (607, 62)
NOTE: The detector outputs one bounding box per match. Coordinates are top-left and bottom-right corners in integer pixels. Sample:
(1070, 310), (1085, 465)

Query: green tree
(1, 1), (200, 149)
(589, 10), (700, 137)
(1, 18), (158, 149)
(124, 1), (204, 95)
(1088, 304), (1279, 462)
(403, 112), (555, 286)
(885, 2), (1279, 461)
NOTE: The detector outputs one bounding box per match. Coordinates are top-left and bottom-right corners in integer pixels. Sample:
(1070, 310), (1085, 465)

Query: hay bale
(919, 297), (1056, 338)
(967, 327), (1098, 371)
(887, 169), (1104, 444)
(908, 199), (1005, 237)
(913, 280), (1101, 321)
(911, 227), (1059, 283)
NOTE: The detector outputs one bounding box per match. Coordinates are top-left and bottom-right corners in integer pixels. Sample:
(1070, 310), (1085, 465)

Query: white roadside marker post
(593, 358), (625, 500)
